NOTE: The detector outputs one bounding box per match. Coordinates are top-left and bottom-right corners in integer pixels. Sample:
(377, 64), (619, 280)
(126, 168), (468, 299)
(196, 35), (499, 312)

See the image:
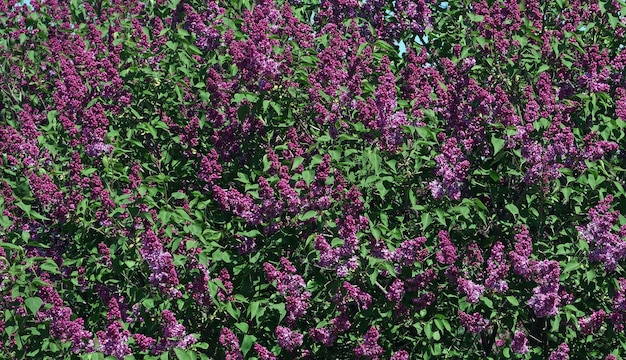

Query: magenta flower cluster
(577, 195), (626, 272)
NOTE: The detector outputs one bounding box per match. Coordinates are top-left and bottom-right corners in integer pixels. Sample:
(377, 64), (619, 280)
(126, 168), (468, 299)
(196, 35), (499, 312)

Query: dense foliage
(2, 0), (626, 359)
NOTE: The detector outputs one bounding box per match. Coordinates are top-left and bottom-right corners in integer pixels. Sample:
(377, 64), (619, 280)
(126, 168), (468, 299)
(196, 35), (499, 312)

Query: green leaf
(241, 334), (257, 357)
(234, 322), (249, 333)
(376, 181), (388, 199)
(24, 297), (43, 315)
(174, 348), (193, 360)
(291, 156), (305, 170)
(40, 259), (60, 274)
(171, 192), (186, 200)
(505, 204), (519, 217)
(468, 13), (485, 22)
(563, 261), (581, 274)
(302, 170), (315, 185)
(299, 210), (318, 221)
(491, 135), (505, 155)
(368, 149), (382, 174)
(506, 296), (519, 306)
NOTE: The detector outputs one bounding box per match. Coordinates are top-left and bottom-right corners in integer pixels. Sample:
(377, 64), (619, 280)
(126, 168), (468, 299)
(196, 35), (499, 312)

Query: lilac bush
(1, 0), (626, 359)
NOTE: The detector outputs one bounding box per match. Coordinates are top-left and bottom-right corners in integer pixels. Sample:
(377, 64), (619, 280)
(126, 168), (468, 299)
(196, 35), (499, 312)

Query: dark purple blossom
(579, 310), (607, 335)
(549, 343), (569, 360)
(219, 328), (243, 360)
(436, 230), (458, 265)
(457, 278), (484, 304)
(253, 343), (276, 360)
(429, 137), (470, 200)
(458, 311), (490, 334)
(275, 326), (303, 352)
(353, 326), (383, 360)
(511, 331), (528, 354)
(577, 195), (626, 272)
(485, 241), (510, 293)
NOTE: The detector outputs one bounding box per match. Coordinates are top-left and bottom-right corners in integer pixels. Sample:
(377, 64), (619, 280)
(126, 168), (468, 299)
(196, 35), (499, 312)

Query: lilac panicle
(577, 195), (626, 272)
(275, 326), (303, 352)
(353, 326), (383, 360)
(436, 230), (458, 265)
(548, 343), (569, 360)
(485, 241), (510, 293)
(219, 327), (243, 360)
(578, 310), (607, 335)
(458, 311), (490, 334)
(457, 278), (484, 304)
(511, 331), (529, 354)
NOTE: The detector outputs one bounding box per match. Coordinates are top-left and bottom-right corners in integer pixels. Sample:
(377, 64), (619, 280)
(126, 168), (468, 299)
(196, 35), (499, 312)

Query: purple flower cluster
(98, 242), (112, 267)
(510, 331), (529, 354)
(436, 230), (458, 265)
(96, 322), (131, 359)
(139, 230), (181, 298)
(577, 195), (626, 272)
(610, 278), (626, 331)
(391, 236), (429, 268)
(309, 313), (353, 347)
(485, 241), (510, 293)
(549, 343), (569, 360)
(429, 137), (470, 200)
(390, 350), (409, 360)
(264, 258), (310, 325)
(85, 142), (113, 157)
(38, 285), (94, 353)
(309, 326), (335, 347)
(219, 327), (243, 360)
(528, 260), (561, 317)
(458, 311), (490, 334)
(386, 279), (405, 302)
(132, 333), (156, 352)
(578, 309), (607, 335)
(183, 3), (224, 51)
(212, 185), (263, 225)
(155, 310), (196, 353)
(335, 281), (373, 311)
(216, 268), (235, 302)
(509, 225), (534, 278)
(353, 326), (384, 360)
(275, 326), (303, 352)
(456, 278), (485, 304)
(199, 149), (222, 185)
(253, 343), (276, 360)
